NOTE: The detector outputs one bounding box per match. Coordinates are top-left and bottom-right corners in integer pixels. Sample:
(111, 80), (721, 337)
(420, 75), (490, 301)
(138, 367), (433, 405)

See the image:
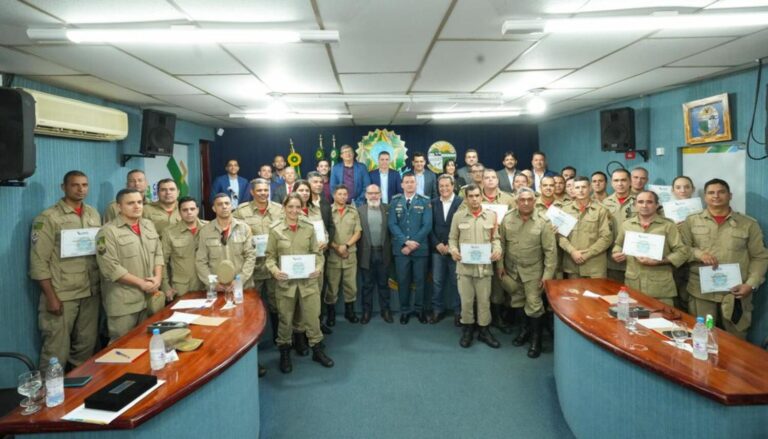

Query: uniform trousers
(107, 309), (147, 342)
(276, 289), (323, 347)
(394, 255), (428, 314)
(325, 258), (358, 304)
(458, 274), (491, 326)
(500, 275), (545, 318)
(688, 295), (751, 340)
(38, 294), (100, 368)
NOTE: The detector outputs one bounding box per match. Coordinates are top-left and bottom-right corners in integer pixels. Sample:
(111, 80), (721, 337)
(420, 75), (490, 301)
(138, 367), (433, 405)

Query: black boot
(269, 312), (279, 345)
(258, 363), (267, 378)
(326, 304), (336, 327)
(459, 323), (474, 348)
(278, 345), (292, 374)
(311, 343), (334, 368)
(528, 316), (543, 358)
(293, 332), (309, 356)
(477, 325), (501, 349)
(491, 304), (513, 334)
(320, 322), (333, 334)
(344, 302), (359, 323)
(513, 314), (531, 347)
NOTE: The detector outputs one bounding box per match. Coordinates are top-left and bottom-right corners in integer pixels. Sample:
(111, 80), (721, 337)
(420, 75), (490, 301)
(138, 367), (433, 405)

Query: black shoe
(528, 316), (543, 359)
(454, 314), (461, 327)
(361, 310), (371, 324)
(417, 311), (428, 324)
(459, 324), (474, 348)
(381, 309), (394, 323)
(258, 363), (267, 378)
(312, 343), (334, 368)
(513, 315), (531, 347)
(320, 322), (333, 335)
(478, 326), (501, 349)
(491, 304), (513, 334)
(293, 332), (309, 356)
(278, 345), (292, 374)
(344, 303), (359, 323)
(326, 304), (336, 327)
(400, 313), (410, 325)
(269, 312), (279, 345)
(430, 311), (445, 324)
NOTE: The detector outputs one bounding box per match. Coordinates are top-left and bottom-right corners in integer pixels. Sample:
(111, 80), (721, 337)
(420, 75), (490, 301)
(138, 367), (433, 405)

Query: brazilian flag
(314, 135), (325, 162)
(329, 142), (340, 166)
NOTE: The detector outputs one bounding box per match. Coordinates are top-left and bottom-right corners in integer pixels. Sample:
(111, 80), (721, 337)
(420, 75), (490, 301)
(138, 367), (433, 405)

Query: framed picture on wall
(682, 93), (732, 145)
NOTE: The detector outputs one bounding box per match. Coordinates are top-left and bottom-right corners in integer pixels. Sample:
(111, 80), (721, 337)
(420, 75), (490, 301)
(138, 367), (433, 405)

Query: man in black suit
(271, 167), (297, 203)
(429, 174), (463, 325)
(357, 184), (393, 323)
(412, 151), (437, 199)
(497, 151), (521, 193)
(456, 149), (479, 184)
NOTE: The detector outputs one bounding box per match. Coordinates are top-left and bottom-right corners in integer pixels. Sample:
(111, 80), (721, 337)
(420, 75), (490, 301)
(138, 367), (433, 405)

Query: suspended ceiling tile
(413, 40), (533, 92)
(651, 26), (765, 38)
(179, 75), (270, 106)
(339, 73), (414, 93)
(348, 103), (400, 119)
(669, 29), (768, 67)
(440, 0), (554, 39)
(286, 102), (349, 113)
(32, 75), (162, 105)
(509, 32), (648, 70)
(25, 0), (186, 23)
(568, 0), (711, 13)
(145, 105), (236, 127)
(549, 37), (733, 89)
(579, 67), (726, 100)
(0, 47), (80, 75)
(544, 98), (613, 118)
(480, 69), (573, 98)
(225, 44), (339, 93)
(117, 44), (248, 75)
(174, 0), (316, 22)
(705, 0), (768, 8)
(151, 94), (242, 115)
(319, 0), (451, 73)
(0, 1), (61, 25)
(353, 118), (395, 126)
(19, 45), (200, 95)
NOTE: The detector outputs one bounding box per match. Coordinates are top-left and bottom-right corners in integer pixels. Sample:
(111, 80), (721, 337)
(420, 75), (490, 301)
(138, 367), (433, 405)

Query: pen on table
(114, 350), (131, 359)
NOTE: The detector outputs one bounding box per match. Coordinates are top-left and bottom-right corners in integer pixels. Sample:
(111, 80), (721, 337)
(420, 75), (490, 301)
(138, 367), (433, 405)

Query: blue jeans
(361, 249), (391, 312)
(394, 255), (428, 314)
(431, 252), (459, 313)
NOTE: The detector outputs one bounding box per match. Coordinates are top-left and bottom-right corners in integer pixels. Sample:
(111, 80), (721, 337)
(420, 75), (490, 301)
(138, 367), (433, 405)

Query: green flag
(166, 157), (189, 197)
(329, 135), (339, 166)
(314, 134), (325, 162)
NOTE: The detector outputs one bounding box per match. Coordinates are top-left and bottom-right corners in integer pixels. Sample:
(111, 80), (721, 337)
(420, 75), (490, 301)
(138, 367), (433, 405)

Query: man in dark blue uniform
(388, 172), (433, 324)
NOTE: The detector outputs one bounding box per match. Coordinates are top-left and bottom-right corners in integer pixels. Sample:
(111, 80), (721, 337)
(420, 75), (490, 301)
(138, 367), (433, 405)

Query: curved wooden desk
(0, 289), (266, 437)
(545, 279), (768, 439)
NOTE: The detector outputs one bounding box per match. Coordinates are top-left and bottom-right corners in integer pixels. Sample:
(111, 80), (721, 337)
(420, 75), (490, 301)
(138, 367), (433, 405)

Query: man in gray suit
(456, 149), (479, 184)
(497, 151), (521, 193)
(358, 184), (393, 323)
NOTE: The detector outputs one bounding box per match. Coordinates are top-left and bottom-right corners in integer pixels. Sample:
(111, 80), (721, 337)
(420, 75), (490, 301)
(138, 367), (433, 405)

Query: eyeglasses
(366, 192), (381, 195)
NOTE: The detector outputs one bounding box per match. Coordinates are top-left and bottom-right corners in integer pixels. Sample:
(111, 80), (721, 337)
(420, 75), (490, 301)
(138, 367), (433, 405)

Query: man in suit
(369, 151), (402, 204)
(456, 149), (479, 184)
(530, 151), (556, 192)
(330, 144), (371, 206)
(271, 166), (297, 203)
(497, 151), (521, 194)
(211, 159), (251, 208)
(358, 184), (393, 323)
(411, 151), (437, 199)
(430, 174), (463, 325)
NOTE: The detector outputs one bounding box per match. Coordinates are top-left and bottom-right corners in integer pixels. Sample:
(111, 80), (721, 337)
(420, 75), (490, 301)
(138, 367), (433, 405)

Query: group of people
(29, 146), (768, 380)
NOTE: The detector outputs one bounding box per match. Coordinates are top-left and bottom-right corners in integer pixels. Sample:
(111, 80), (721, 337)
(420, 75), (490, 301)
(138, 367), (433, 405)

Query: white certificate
(280, 254), (316, 279)
(312, 220), (327, 244)
(649, 185), (673, 204)
(252, 234), (268, 257)
(460, 243), (491, 265)
(545, 206), (577, 237)
(482, 204), (508, 225)
(662, 197), (703, 223)
(60, 228), (100, 258)
(622, 231), (665, 261)
(699, 263), (742, 294)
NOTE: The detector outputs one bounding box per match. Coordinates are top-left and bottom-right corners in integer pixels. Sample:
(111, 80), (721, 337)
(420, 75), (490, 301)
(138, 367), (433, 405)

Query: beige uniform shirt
(449, 209), (501, 277)
(613, 215), (690, 298)
(558, 201), (613, 277)
(601, 193), (636, 272)
(234, 201), (284, 281)
(681, 209), (768, 301)
(161, 218), (208, 295)
(328, 205), (362, 267)
(265, 219), (323, 298)
(195, 218), (256, 285)
(96, 217), (164, 317)
(497, 210), (557, 283)
(29, 200), (102, 301)
(142, 201), (181, 236)
(534, 198), (567, 222)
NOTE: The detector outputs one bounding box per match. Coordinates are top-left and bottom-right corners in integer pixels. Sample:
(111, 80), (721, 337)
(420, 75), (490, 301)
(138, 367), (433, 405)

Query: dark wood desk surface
(545, 279), (768, 406)
(0, 290), (266, 434)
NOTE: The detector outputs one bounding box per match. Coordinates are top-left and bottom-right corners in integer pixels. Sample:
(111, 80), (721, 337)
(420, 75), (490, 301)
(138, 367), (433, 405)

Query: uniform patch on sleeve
(33, 222), (44, 230)
(31, 232), (39, 245)
(97, 235), (106, 255)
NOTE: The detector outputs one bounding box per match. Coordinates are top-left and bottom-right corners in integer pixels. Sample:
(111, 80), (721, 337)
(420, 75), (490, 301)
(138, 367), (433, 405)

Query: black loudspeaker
(600, 107), (635, 152)
(0, 87), (36, 181)
(140, 109), (175, 156)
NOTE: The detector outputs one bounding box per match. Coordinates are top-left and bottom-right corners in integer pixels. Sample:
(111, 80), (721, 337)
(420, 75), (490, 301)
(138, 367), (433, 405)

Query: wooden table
(545, 278), (768, 439)
(0, 289), (266, 437)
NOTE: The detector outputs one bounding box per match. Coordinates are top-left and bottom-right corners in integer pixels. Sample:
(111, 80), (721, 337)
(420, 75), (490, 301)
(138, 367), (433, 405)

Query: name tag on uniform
(252, 234), (268, 257)
(61, 228), (100, 258)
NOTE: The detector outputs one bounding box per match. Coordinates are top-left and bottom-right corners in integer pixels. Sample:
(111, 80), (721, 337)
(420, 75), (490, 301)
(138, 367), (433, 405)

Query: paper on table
(600, 295), (638, 305)
(60, 227), (100, 258)
(482, 204), (508, 225)
(192, 316), (228, 327)
(171, 299), (214, 310)
(662, 197), (703, 223)
(164, 312), (201, 324)
(637, 317), (676, 330)
(699, 263), (742, 294)
(61, 380), (165, 425)
(94, 349), (146, 364)
(622, 231), (665, 261)
(545, 205), (577, 237)
(583, 290), (600, 298)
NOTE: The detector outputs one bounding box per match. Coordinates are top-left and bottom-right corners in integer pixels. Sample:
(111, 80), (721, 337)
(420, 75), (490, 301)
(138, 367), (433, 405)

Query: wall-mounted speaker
(600, 107), (635, 152)
(140, 109), (175, 157)
(0, 87), (36, 181)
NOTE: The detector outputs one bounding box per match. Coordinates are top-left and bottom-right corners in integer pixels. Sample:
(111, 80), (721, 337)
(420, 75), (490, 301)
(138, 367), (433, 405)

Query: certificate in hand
(648, 185), (673, 204)
(622, 231), (665, 261)
(280, 254), (316, 279)
(311, 220), (327, 244)
(699, 263), (742, 294)
(60, 227), (100, 258)
(662, 197), (703, 223)
(460, 243), (491, 265)
(545, 206), (577, 237)
(252, 234), (268, 257)
(481, 204), (508, 225)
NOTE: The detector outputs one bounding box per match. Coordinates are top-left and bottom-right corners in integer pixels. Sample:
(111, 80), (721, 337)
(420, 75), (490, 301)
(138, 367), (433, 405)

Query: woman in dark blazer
(442, 160), (466, 194)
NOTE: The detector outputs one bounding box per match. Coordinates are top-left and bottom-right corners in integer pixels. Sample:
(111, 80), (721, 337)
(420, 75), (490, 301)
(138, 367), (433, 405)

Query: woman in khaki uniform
(266, 193), (334, 374)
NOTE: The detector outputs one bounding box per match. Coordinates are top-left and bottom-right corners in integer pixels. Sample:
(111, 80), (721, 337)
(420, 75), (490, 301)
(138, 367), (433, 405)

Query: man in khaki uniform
(161, 196), (207, 301)
(449, 184), (503, 349)
(196, 193), (256, 293)
(326, 185), (363, 324)
(559, 177), (613, 279)
(498, 188), (557, 358)
(534, 176), (567, 280)
(601, 169), (637, 283)
(612, 191), (690, 307)
(104, 169), (150, 223)
(30, 171), (102, 368)
(96, 189), (164, 341)
(681, 179), (768, 339)
(143, 178), (181, 236)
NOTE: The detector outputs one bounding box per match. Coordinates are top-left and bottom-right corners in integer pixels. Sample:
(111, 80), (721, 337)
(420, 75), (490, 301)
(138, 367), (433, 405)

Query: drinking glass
(671, 322), (689, 348)
(626, 306), (638, 332)
(17, 371), (43, 415)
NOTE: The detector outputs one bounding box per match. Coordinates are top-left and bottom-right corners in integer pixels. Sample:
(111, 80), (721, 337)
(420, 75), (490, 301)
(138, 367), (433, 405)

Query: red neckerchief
(641, 223), (650, 230)
(543, 200), (553, 209)
(617, 196), (628, 205)
(189, 226), (197, 235)
(130, 223), (141, 236)
(471, 209), (482, 218)
(713, 215), (728, 225)
(73, 205), (83, 217)
(221, 225), (230, 240)
(288, 223), (298, 232)
(258, 207), (267, 215)
(337, 207), (345, 216)
(302, 207), (309, 215)
(483, 191), (496, 202)
(165, 208), (175, 217)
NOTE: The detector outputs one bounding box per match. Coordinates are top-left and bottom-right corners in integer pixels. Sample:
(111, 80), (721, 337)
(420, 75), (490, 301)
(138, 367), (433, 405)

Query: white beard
(368, 200), (381, 208)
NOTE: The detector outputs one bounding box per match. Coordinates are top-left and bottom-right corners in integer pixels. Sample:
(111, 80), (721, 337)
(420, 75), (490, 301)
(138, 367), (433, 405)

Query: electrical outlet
(656, 147), (665, 156)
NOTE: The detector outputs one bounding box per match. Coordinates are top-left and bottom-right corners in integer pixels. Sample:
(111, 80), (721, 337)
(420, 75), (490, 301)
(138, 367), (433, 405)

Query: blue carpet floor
(259, 315), (575, 439)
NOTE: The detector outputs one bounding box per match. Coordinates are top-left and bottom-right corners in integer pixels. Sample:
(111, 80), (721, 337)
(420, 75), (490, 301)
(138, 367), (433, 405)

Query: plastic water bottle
(149, 328), (166, 371)
(234, 274), (244, 304)
(45, 357), (64, 407)
(692, 316), (709, 360)
(616, 287), (629, 322)
(705, 314), (718, 355)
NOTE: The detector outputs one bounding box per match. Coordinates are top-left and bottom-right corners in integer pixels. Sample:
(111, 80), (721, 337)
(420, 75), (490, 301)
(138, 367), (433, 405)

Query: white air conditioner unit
(22, 88), (128, 141)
